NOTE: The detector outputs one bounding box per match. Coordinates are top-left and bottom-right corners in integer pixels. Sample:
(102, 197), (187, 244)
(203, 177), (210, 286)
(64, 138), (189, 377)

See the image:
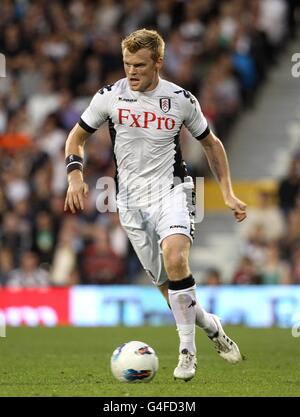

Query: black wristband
(66, 154), (83, 174)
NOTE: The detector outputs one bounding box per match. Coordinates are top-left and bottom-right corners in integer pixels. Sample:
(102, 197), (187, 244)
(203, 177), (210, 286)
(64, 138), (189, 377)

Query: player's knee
(164, 250), (188, 276)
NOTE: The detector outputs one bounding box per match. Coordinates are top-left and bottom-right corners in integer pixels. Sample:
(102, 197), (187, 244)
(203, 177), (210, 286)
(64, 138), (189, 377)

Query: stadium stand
(0, 0), (299, 286)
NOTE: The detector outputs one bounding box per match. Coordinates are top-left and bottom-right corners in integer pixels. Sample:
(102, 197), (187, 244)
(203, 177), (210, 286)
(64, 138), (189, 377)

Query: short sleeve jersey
(80, 78), (209, 209)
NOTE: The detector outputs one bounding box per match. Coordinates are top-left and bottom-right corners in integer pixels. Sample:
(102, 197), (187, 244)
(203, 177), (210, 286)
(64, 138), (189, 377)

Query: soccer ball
(111, 340), (159, 383)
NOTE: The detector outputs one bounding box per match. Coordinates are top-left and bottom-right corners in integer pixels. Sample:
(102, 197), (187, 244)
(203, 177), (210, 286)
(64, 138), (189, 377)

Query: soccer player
(64, 29), (247, 381)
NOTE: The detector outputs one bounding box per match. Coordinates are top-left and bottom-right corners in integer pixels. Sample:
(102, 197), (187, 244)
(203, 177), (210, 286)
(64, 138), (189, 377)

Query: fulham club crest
(160, 98), (171, 113)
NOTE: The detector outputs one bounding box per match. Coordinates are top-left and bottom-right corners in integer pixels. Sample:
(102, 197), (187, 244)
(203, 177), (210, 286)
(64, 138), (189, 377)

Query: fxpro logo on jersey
(118, 108), (176, 130)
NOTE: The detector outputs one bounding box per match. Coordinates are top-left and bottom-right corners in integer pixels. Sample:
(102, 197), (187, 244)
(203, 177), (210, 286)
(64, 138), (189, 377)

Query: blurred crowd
(202, 151), (300, 286)
(229, 151), (300, 286)
(0, 0), (299, 287)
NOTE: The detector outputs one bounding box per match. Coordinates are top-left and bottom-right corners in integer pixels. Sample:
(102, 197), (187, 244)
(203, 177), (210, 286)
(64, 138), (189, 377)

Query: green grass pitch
(0, 326), (299, 397)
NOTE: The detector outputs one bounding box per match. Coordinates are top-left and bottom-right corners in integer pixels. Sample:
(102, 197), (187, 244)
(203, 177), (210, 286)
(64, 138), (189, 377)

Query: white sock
(168, 283), (197, 354)
(195, 304), (218, 337)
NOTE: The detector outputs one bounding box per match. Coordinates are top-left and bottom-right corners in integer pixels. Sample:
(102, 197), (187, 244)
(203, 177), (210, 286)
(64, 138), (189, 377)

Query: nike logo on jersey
(118, 108), (176, 130)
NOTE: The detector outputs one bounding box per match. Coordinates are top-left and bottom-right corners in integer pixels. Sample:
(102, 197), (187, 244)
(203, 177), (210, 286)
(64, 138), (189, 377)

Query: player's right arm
(64, 124), (90, 214)
(64, 85), (112, 213)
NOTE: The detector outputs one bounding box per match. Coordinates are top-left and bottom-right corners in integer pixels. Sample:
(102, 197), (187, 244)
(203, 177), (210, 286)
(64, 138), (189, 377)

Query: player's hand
(64, 172), (89, 214)
(224, 195), (247, 223)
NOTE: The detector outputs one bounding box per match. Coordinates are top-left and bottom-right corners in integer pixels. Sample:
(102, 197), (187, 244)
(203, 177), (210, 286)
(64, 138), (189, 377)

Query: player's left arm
(200, 131), (247, 223)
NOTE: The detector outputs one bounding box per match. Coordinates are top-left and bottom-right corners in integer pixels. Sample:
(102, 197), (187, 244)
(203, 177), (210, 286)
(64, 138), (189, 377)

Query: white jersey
(80, 77), (209, 209)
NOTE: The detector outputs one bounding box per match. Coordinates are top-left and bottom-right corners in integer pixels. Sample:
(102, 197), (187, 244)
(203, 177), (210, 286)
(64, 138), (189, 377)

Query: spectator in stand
(231, 23), (258, 105)
(38, 113), (65, 159)
(278, 157), (300, 218)
(178, 0), (205, 52)
(203, 52), (241, 138)
(119, 0), (153, 36)
(81, 226), (125, 284)
(280, 192), (300, 260)
(56, 89), (81, 131)
(259, 242), (291, 285)
(3, 168), (30, 208)
(239, 189), (285, 243)
(51, 216), (79, 286)
(0, 188), (8, 221)
(163, 29), (195, 89)
(0, 116), (32, 152)
(79, 55), (103, 96)
(95, 0), (123, 34)
(0, 247), (13, 286)
(147, 0), (176, 39)
(6, 251), (50, 288)
(258, 0), (288, 56)
(240, 224), (267, 267)
(290, 244), (300, 284)
(31, 211), (57, 267)
(30, 164), (53, 212)
(0, 212), (29, 266)
(232, 256), (261, 285)
(204, 268), (221, 286)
